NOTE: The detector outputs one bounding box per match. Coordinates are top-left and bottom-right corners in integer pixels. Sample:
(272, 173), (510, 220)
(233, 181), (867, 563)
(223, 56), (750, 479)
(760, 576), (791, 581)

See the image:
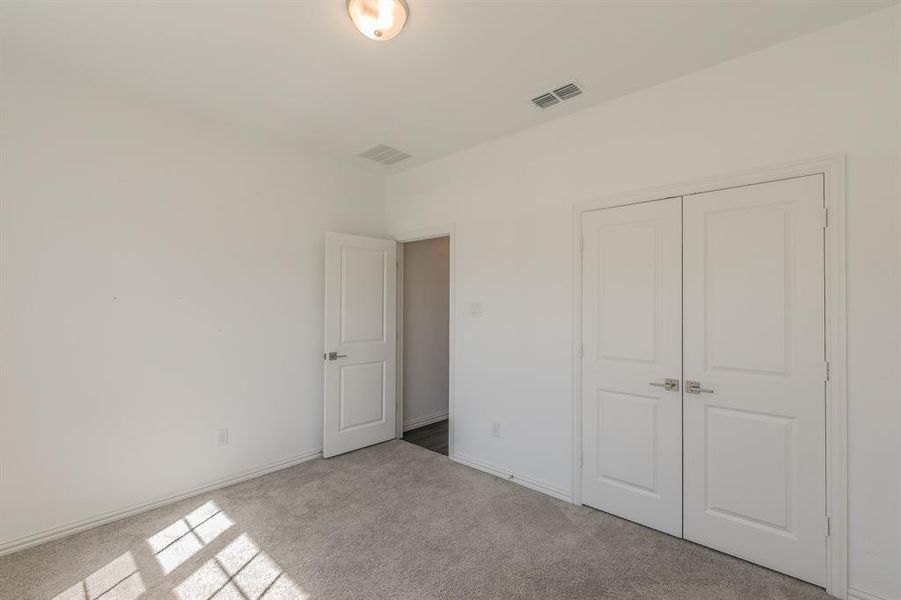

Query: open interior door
(323, 232), (397, 458)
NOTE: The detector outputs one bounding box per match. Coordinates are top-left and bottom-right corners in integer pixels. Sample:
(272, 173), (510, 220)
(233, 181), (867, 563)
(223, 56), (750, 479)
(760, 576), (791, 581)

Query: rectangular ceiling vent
(531, 92), (560, 109)
(553, 82), (583, 101)
(358, 144), (411, 166)
(531, 80), (584, 109)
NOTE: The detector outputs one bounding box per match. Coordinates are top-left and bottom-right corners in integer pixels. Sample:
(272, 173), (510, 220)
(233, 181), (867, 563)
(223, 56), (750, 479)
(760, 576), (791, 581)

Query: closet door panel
(682, 175), (827, 586)
(581, 198), (683, 537)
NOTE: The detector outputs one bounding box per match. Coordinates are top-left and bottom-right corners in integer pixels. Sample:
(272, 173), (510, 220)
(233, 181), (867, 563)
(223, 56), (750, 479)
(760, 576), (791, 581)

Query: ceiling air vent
(358, 144), (411, 166)
(553, 82), (583, 101)
(531, 92), (560, 109)
(531, 80), (584, 109)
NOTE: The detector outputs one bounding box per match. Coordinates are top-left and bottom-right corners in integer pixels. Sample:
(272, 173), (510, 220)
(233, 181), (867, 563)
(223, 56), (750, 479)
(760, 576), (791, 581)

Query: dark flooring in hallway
(403, 419), (448, 455)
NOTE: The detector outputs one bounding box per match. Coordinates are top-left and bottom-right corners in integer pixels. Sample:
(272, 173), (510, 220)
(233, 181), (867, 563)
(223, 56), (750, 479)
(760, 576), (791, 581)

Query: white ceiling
(2, 0), (894, 170)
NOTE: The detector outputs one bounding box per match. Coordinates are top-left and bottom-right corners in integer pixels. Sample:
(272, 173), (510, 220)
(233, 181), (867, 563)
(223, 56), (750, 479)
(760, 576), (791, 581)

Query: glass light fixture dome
(346, 0), (409, 41)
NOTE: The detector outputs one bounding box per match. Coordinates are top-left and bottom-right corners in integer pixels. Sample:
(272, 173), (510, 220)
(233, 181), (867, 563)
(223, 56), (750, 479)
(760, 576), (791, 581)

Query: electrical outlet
(491, 421), (501, 438)
(217, 428), (229, 447)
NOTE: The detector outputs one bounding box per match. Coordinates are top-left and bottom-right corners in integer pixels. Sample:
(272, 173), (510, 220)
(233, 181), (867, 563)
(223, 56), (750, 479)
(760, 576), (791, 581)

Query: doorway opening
(396, 234), (452, 455)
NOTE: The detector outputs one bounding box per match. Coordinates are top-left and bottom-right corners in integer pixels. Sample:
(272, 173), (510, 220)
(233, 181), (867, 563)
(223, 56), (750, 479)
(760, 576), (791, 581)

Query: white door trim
(570, 155), (848, 598)
(392, 225), (456, 458)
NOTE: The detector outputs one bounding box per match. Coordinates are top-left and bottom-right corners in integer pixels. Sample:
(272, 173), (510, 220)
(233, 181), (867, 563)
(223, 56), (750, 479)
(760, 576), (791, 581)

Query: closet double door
(580, 175), (827, 586)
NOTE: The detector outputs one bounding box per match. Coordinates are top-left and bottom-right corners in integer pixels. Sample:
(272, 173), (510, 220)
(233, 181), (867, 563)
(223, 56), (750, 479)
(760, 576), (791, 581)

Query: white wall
(0, 58), (385, 550)
(402, 236), (449, 429)
(386, 8), (901, 600)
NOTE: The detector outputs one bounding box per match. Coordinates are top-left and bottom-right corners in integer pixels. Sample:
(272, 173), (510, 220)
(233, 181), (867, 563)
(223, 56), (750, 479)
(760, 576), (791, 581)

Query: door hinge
(825, 361), (831, 382)
(579, 342), (584, 358)
(822, 208), (829, 229)
(825, 515), (831, 537)
(580, 452), (584, 468)
(579, 235), (584, 253)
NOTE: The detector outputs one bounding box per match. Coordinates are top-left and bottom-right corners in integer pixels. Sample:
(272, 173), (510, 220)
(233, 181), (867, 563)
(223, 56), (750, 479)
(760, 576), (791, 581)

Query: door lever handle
(324, 351), (348, 361)
(649, 378), (680, 392)
(685, 380), (714, 394)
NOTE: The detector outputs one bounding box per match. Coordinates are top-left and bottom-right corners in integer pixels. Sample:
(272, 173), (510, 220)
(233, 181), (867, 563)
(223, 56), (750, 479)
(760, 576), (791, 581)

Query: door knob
(649, 378), (680, 392)
(685, 380), (714, 394)
(324, 351), (348, 361)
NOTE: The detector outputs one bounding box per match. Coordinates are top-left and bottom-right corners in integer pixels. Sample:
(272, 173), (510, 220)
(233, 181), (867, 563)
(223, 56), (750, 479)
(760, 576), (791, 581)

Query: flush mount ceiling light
(347, 0), (409, 41)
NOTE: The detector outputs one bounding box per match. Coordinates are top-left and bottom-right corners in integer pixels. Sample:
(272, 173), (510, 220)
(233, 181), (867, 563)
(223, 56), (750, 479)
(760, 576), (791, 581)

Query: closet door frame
(570, 155), (848, 598)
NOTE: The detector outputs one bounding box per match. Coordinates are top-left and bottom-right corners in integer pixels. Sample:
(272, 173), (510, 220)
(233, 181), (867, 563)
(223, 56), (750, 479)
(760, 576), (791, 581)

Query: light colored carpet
(1, 440), (831, 600)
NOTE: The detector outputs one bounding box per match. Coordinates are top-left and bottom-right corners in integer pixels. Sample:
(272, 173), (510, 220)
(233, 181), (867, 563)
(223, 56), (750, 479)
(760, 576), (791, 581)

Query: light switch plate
(470, 302), (483, 317)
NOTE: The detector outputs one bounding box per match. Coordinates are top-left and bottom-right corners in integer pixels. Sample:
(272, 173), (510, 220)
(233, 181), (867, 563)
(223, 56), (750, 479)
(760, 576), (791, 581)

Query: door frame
(570, 155), (848, 598)
(392, 225), (456, 457)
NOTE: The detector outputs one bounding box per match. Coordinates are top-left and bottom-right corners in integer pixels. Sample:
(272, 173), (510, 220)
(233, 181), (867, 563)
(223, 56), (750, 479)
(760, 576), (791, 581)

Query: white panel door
(682, 175), (826, 585)
(581, 198), (683, 537)
(323, 232), (397, 458)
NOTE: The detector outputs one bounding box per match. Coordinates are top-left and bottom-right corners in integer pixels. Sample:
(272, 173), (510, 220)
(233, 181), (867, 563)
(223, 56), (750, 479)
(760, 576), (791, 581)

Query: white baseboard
(402, 411), (448, 432)
(451, 453), (572, 502)
(0, 449), (322, 557)
(849, 587), (894, 600)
